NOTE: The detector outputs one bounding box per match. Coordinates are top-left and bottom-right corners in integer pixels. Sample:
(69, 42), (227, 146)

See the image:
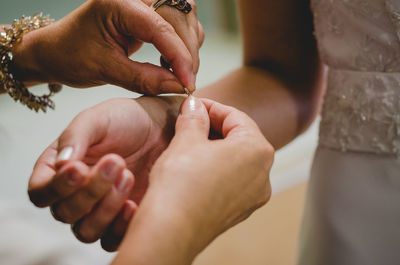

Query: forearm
(195, 65), (325, 149)
(1, 23), (44, 89)
(112, 189), (201, 265)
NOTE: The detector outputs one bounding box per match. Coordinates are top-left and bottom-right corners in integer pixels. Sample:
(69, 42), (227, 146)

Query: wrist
(113, 189), (200, 265)
(9, 28), (49, 86)
(136, 95), (185, 131)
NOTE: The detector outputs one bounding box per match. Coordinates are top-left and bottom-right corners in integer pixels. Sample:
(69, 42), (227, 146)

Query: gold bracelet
(0, 13), (62, 112)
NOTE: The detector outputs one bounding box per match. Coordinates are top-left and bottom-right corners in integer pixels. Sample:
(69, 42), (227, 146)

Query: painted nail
(100, 162), (119, 181)
(183, 95), (207, 114)
(56, 147), (74, 163)
(116, 170), (133, 193)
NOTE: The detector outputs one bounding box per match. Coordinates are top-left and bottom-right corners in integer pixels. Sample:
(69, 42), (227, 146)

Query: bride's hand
(11, 0), (203, 94)
(112, 97), (274, 264)
(28, 96), (184, 250)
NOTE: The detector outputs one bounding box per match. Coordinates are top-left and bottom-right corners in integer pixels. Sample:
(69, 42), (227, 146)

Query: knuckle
(131, 70), (156, 95)
(155, 18), (176, 36)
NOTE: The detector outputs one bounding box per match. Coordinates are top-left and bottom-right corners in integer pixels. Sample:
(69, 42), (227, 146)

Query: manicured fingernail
(161, 80), (182, 93)
(123, 204), (134, 221)
(116, 170), (133, 193)
(56, 147), (74, 163)
(183, 95), (207, 114)
(101, 162), (119, 181)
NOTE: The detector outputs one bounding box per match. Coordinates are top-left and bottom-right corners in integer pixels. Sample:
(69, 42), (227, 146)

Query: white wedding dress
(298, 0), (400, 264)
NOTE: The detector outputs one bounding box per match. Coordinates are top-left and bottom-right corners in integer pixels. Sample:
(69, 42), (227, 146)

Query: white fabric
(0, 202), (114, 265)
(298, 0), (400, 264)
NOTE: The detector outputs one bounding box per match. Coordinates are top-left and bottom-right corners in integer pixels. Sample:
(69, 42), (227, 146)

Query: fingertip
(56, 161), (90, 187)
(55, 146), (74, 169)
(94, 154), (126, 182)
(180, 95), (207, 115)
(100, 200), (137, 252)
(179, 70), (196, 93)
(115, 169), (135, 194)
(123, 200), (137, 221)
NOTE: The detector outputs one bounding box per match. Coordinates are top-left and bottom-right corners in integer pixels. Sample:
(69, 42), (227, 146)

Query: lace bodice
(312, 0), (400, 157)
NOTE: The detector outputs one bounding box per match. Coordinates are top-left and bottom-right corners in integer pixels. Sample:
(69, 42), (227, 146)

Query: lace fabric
(312, 0), (400, 157)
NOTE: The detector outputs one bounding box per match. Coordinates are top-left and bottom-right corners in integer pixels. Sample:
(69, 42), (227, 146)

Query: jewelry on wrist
(0, 13), (62, 112)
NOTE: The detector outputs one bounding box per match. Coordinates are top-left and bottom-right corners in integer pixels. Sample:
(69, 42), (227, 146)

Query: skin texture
(29, 0), (326, 263)
(29, 96), (182, 251)
(1, 0), (203, 94)
(195, 0), (325, 149)
(112, 97), (273, 265)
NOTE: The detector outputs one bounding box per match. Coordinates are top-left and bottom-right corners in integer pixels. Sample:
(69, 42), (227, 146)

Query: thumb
(55, 109), (107, 169)
(109, 57), (184, 95)
(174, 96), (210, 141)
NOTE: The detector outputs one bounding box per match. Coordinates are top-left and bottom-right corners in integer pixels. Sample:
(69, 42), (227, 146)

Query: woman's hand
(112, 97), (274, 265)
(11, 0), (203, 94)
(28, 96), (184, 251)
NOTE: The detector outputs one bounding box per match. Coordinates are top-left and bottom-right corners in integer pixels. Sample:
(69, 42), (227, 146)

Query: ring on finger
(152, 0), (192, 14)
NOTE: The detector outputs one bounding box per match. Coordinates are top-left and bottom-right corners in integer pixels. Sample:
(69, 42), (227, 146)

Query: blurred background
(0, 1), (318, 264)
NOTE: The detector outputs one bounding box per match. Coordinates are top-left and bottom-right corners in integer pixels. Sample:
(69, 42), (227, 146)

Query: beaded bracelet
(0, 13), (62, 112)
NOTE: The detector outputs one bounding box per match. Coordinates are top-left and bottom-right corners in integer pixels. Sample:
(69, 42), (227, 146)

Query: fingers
(108, 58), (184, 95)
(173, 96), (210, 142)
(30, 160), (90, 208)
(29, 142), (59, 207)
(156, 0), (202, 75)
(200, 98), (261, 139)
(101, 200), (137, 252)
(51, 154), (127, 224)
(72, 169), (134, 243)
(120, 0), (195, 90)
(56, 108), (108, 168)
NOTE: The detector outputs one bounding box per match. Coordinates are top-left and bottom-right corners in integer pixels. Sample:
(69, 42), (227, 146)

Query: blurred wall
(0, 0), (239, 35)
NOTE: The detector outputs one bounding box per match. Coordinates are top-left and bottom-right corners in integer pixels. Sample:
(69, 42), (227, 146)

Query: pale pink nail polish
(182, 95), (207, 114)
(116, 170), (133, 193)
(101, 163), (118, 181)
(56, 147), (73, 163)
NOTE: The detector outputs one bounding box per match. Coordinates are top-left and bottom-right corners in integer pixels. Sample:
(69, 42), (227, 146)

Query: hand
(28, 96), (184, 251)
(112, 97), (274, 265)
(12, 0), (203, 94)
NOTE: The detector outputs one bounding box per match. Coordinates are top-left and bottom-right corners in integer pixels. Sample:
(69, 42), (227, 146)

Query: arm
(114, 0), (324, 263)
(195, 0), (325, 149)
(112, 97), (273, 265)
(0, 0), (202, 95)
